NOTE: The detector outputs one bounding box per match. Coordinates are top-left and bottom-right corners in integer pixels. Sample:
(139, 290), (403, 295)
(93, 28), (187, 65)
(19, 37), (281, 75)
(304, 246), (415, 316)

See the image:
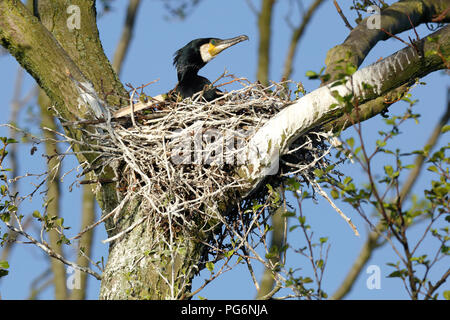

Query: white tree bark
(243, 24), (449, 193)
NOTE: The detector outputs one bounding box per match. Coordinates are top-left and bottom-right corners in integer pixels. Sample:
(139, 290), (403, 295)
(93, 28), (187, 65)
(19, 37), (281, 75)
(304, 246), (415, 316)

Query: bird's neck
(177, 62), (206, 82)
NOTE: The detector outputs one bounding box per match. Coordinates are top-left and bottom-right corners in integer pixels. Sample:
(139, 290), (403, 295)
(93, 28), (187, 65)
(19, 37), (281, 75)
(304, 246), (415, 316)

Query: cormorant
(113, 35), (248, 118)
(172, 35), (249, 101)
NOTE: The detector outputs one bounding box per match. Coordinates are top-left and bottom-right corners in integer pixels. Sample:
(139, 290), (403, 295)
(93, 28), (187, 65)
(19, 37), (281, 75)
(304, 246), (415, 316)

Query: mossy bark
(99, 210), (206, 300)
(324, 0), (450, 81)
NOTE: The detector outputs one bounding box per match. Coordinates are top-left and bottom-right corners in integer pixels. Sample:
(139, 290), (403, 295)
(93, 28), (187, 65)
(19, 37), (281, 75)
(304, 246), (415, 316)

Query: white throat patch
(200, 43), (214, 63)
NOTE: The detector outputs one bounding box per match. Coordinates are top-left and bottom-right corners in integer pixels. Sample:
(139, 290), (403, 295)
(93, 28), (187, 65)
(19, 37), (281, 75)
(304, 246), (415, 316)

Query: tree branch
(257, 0), (276, 86)
(281, 0), (326, 80)
(241, 24), (449, 195)
(35, 0), (128, 107)
(0, 1), (87, 121)
(325, 0), (450, 81)
(331, 88), (450, 300)
(112, 0), (142, 76)
(39, 90), (67, 300)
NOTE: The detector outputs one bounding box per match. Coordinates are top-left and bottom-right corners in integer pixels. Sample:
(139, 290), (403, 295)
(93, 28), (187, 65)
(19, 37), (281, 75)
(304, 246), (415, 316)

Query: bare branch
(112, 0), (142, 75)
(333, 0), (353, 31)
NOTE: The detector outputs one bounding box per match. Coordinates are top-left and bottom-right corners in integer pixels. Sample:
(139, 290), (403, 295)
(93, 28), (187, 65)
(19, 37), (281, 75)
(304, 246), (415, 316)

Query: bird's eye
(210, 39), (216, 46)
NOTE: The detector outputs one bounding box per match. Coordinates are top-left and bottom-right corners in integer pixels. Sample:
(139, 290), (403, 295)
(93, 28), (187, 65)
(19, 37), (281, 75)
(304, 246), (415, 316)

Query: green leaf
(376, 140), (387, 148)
(0, 260), (10, 278)
(384, 165), (394, 176)
(298, 216), (306, 225)
(427, 165), (438, 173)
(346, 137), (354, 148)
(305, 70), (319, 79)
(32, 210), (41, 219)
(345, 64), (357, 75)
(313, 169), (324, 178)
(386, 262), (397, 267)
(206, 261), (214, 273)
(224, 250), (234, 258)
(443, 291), (450, 300)
(387, 270), (404, 278)
(282, 211), (296, 218)
(302, 277), (313, 284)
(442, 125), (450, 133)
(0, 212), (10, 223)
(319, 237), (328, 244)
(343, 176), (353, 185)
(0, 260), (9, 269)
(316, 259), (324, 269)
(330, 189), (339, 199)
(0, 185), (6, 195)
(55, 218), (64, 228)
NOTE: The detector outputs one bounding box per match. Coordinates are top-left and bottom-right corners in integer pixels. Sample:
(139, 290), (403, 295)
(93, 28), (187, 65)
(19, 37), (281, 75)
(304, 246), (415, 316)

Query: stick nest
(79, 80), (333, 242)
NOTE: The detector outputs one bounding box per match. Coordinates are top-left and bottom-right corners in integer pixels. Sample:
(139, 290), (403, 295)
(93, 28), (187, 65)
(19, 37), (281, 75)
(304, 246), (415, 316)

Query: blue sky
(0, 0), (448, 299)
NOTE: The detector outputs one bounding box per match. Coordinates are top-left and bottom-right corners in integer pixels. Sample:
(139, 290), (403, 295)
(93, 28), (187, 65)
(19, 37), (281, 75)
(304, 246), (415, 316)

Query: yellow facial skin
(208, 42), (218, 57)
(200, 36), (248, 63)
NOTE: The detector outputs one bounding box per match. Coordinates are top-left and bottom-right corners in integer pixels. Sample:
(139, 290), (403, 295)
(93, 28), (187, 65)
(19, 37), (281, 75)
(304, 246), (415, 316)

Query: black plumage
(172, 35), (249, 101)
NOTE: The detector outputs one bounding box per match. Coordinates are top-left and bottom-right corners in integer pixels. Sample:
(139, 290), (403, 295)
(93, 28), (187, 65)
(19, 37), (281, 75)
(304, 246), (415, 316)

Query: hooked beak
(210, 35), (249, 56)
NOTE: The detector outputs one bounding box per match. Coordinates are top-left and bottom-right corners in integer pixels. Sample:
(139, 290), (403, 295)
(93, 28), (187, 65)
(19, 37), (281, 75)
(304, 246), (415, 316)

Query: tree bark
(241, 24), (449, 194)
(257, 0), (276, 86)
(325, 0), (450, 81)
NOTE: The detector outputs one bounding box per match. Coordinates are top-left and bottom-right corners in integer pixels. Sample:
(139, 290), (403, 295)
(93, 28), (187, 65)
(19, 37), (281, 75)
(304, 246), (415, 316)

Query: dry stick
(380, 28), (416, 50)
(432, 7), (450, 22)
(70, 192), (133, 240)
(5, 222), (102, 280)
(101, 216), (147, 244)
(406, 14), (420, 41)
(129, 88), (137, 127)
(309, 177), (360, 236)
(112, 94), (165, 118)
(333, 0), (353, 31)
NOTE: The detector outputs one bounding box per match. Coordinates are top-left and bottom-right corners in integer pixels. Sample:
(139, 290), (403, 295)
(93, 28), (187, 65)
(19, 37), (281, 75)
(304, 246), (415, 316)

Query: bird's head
(173, 35), (249, 79)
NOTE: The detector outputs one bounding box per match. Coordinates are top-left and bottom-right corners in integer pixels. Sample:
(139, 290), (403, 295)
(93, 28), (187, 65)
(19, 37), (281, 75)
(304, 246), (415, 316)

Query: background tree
(0, 0), (448, 300)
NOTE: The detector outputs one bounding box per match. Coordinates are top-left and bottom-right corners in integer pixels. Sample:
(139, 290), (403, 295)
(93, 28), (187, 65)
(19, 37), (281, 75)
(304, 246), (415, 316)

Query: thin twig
(333, 0), (353, 31)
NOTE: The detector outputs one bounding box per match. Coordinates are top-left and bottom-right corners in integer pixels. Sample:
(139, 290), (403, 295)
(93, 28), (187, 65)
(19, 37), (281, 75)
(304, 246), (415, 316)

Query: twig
(5, 222), (102, 280)
(333, 0), (353, 31)
(309, 178), (359, 236)
(101, 216), (147, 243)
